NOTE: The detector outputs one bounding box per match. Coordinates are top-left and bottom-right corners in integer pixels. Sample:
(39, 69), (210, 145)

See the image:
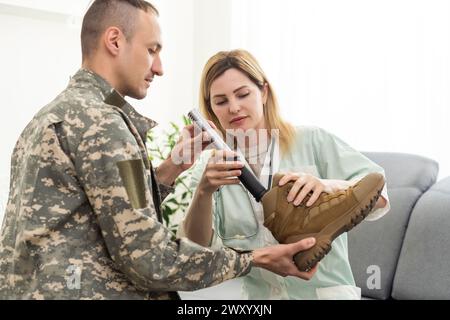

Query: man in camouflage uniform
(0, 0), (317, 300)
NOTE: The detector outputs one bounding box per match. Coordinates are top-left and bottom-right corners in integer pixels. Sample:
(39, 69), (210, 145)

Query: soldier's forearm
(155, 156), (184, 186)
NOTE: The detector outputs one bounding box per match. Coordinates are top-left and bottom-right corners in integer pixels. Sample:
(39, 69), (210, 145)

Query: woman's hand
(197, 150), (244, 195)
(278, 172), (334, 207)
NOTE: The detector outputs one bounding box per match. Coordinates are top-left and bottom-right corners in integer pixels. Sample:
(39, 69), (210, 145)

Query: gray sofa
(349, 151), (450, 300)
(180, 152), (450, 300)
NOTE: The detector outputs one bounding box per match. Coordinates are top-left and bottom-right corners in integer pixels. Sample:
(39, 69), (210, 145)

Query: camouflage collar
(104, 90), (158, 141)
(70, 68), (158, 139)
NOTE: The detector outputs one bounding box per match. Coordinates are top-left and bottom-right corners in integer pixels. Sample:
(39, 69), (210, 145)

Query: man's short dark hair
(81, 0), (159, 59)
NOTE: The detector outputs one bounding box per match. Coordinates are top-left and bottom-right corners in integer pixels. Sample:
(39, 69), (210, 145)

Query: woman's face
(209, 68), (268, 134)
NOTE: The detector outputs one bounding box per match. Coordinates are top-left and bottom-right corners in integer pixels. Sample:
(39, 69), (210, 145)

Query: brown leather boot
(261, 172), (385, 272)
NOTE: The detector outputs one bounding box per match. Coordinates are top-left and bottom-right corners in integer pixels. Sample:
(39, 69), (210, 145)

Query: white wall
(0, 0), (91, 16)
(191, 0), (233, 98)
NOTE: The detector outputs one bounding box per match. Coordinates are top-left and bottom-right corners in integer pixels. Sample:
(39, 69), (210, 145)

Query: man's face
(118, 11), (163, 99)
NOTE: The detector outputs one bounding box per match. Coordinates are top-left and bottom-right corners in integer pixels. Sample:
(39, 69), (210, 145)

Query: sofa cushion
(392, 177), (450, 299)
(363, 152), (438, 192)
(348, 152), (438, 299)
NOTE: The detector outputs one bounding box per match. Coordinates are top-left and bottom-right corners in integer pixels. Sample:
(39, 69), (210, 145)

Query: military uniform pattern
(0, 69), (252, 300)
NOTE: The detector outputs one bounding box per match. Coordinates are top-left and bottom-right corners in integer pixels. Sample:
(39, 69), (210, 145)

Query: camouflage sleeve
(73, 112), (252, 292)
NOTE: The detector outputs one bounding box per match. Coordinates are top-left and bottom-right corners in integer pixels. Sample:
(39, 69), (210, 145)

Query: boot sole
(291, 177), (385, 272)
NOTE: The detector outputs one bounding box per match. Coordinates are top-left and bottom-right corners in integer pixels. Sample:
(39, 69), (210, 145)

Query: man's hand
(156, 121), (216, 186)
(170, 123), (215, 172)
(252, 237), (319, 280)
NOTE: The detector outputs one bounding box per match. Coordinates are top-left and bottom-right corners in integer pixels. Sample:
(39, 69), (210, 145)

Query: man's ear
(103, 27), (123, 57)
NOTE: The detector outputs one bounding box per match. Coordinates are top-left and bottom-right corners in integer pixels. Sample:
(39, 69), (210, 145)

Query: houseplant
(147, 116), (194, 235)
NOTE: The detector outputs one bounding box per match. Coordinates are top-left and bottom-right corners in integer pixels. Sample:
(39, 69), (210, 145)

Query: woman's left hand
(278, 172), (333, 207)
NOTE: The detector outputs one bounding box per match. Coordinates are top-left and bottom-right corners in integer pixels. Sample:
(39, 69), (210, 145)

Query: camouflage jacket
(0, 69), (252, 300)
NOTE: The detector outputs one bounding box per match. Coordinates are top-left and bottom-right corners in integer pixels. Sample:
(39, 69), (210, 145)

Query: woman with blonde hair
(180, 49), (390, 299)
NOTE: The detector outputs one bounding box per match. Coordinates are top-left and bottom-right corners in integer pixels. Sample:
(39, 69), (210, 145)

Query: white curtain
(230, 0), (450, 179)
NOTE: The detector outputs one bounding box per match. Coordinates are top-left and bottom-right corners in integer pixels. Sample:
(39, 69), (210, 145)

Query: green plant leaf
(147, 116), (195, 229)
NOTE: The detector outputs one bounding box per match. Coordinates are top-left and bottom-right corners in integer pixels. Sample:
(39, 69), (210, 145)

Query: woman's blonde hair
(199, 49), (295, 153)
